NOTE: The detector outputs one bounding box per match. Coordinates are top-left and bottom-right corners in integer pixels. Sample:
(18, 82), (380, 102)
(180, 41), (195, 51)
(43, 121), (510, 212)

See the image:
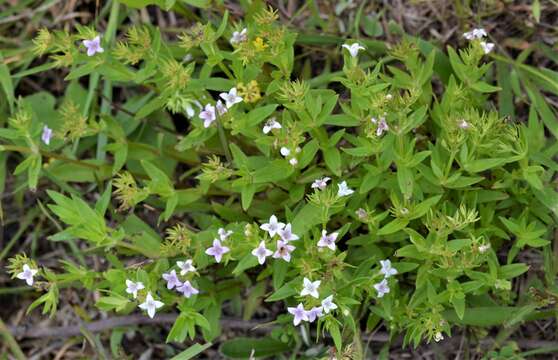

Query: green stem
(217, 121), (232, 163)
(0, 318), (26, 360)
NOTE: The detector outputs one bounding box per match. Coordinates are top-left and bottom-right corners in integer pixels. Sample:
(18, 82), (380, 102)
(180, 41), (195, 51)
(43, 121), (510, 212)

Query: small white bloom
(177, 280), (199, 298)
(295, 147), (301, 153)
(356, 208), (368, 220)
(184, 100), (202, 119)
(260, 215), (285, 237)
(216, 100), (228, 116)
(162, 269), (182, 290)
(385, 93), (393, 100)
(205, 239), (230, 263)
(376, 117), (389, 136)
(251, 241), (273, 265)
(300, 277), (321, 298)
(342, 43), (365, 58)
(230, 28), (248, 45)
(280, 147), (291, 157)
(199, 104), (216, 128)
(16, 264), (38, 286)
(306, 306), (323, 322)
(311, 177), (330, 190)
(379, 259), (398, 278)
(218, 227), (233, 241)
(219, 88), (243, 108)
(83, 35), (104, 56)
(434, 332), (444, 342)
(262, 118), (281, 134)
(463, 28), (487, 40)
(287, 303), (308, 326)
(125, 279), (145, 299)
(176, 260), (196, 276)
(337, 181), (354, 197)
(138, 292), (164, 318)
(458, 119), (470, 129)
(41, 125), (53, 145)
(317, 230), (338, 251)
(278, 223), (299, 242)
(374, 279), (390, 298)
(321, 295), (338, 314)
(479, 244), (491, 253)
(289, 158), (298, 166)
(480, 41), (495, 54)
(273, 240), (295, 262)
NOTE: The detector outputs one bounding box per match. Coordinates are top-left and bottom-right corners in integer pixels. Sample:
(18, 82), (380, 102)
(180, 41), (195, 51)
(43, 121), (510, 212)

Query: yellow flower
(237, 80), (261, 103)
(252, 37), (268, 52)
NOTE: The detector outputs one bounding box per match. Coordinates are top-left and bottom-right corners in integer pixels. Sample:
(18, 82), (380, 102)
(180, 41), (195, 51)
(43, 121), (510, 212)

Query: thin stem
(217, 121), (232, 163)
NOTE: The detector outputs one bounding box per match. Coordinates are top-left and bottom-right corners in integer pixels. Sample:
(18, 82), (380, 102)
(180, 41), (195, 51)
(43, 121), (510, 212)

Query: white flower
(434, 332), (444, 342)
(480, 41), (495, 54)
(376, 117), (389, 136)
(300, 277), (321, 298)
(251, 241), (273, 265)
(177, 260), (196, 275)
(463, 28), (487, 40)
(199, 104), (216, 128)
(260, 215), (285, 237)
(184, 100), (202, 118)
(479, 244), (491, 253)
(83, 35), (104, 56)
(16, 264), (38, 286)
(162, 269), (182, 290)
(218, 228), (233, 241)
(219, 88), (243, 108)
(342, 43), (365, 58)
(273, 240), (295, 262)
(287, 303), (308, 326)
(41, 125), (53, 145)
(262, 118), (281, 134)
(374, 279), (390, 298)
(216, 100), (227, 116)
(317, 230), (338, 251)
(337, 181), (354, 197)
(280, 147), (291, 157)
(177, 280), (199, 298)
(230, 28), (248, 45)
(278, 223), (299, 242)
(306, 306), (323, 322)
(379, 259), (398, 278)
(289, 158), (298, 166)
(321, 295), (338, 314)
(458, 119), (470, 129)
(205, 239), (230, 263)
(311, 177), (330, 190)
(356, 208), (368, 220)
(138, 292), (164, 318)
(385, 94), (393, 100)
(125, 279), (145, 299)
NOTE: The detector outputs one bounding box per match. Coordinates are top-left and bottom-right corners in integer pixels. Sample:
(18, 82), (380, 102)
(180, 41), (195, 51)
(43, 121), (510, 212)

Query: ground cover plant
(1, 1), (557, 359)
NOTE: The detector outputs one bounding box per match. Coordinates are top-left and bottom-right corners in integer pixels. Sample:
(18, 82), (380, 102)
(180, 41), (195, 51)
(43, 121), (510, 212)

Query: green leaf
(220, 337), (291, 359)
(170, 343), (213, 360)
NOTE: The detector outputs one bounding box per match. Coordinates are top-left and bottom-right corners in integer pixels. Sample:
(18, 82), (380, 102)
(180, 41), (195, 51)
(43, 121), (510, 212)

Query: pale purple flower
(318, 230), (338, 251)
(273, 240), (295, 262)
(356, 208), (368, 221)
(205, 239), (230, 263)
(220, 88), (243, 108)
(480, 41), (495, 54)
(287, 303), (308, 326)
(280, 147), (290, 157)
(300, 277), (321, 298)
(278, 223), (299, 242)
(138, 292), (164, 318)
(374, 279), (390, 298)
(321, 295), (338, 314)
(162, 269), (182, 290)
(260, 215), (285, 237)
(83, 35), (104, 56)
(306, 306), (323, 322)
(199, 104), (216, 128)
(251, 241), (273, 265)
(177, 260), (196, 276)
(311, 177), (330, 190)
(376, 117), (389, 136)
(289, 158), (298, 166)
(41, 125), (53, 145)
(216, 100), (227, 116)
(342, 43), (365, 58)
(16, 264), (38, 286)
(262, 118), (281, 134)
(230, 28), (248, 45)
(218, 228), (233, 241)
(176, 280), (199, 298)
(463, 28), (487, 40)
(337, 181), (354, 197)
(379, 259), (398, 278)
(125, 279), (144, 299)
